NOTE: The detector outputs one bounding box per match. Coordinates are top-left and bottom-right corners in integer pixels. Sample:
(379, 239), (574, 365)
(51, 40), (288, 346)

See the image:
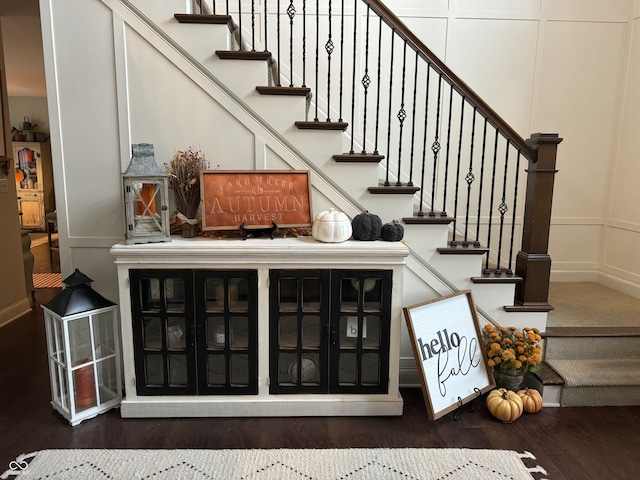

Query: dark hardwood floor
(1, 243), (639, 479)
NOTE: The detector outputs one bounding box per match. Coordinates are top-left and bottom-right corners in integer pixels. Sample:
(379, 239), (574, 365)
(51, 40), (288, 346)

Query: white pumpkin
(312, 208), (352, 243)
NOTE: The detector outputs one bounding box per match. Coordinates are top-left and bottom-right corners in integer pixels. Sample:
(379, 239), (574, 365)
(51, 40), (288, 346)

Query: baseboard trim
(597, 272), (640, 300)
(0, 297), (32, 328)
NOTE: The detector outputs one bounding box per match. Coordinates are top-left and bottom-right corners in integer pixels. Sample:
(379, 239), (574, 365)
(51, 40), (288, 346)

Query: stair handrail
(363, 0), (535, 162)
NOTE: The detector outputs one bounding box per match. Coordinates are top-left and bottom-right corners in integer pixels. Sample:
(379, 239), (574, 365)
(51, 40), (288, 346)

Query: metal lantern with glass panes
(42, 269), (122, 426)
(122, 143), (170, 244)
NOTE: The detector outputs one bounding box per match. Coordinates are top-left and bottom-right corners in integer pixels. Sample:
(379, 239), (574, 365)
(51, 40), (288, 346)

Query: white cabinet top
(111, 236), (409, 268)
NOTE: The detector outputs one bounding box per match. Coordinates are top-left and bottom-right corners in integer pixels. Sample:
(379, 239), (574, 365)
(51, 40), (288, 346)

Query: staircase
(119, 0), (570, 400)
(537, 328), (640, 407)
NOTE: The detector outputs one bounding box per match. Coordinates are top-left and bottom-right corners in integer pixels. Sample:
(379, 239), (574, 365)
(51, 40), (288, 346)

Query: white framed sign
(403, 290), (495, 420)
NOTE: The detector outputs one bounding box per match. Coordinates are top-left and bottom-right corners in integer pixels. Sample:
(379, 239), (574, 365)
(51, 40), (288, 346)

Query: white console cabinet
(111, 237), (408, 418)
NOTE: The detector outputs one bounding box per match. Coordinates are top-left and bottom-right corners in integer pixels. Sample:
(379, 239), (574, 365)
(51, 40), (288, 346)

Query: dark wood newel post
(513, 132), (562, 311)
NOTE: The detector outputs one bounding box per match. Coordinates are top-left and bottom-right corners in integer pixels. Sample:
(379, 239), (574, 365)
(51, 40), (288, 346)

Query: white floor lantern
(42, 269), (122, 426)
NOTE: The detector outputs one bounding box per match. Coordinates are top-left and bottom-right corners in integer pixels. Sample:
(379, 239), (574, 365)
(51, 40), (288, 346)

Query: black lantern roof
(123, 143), (166, 177)
(43, 269), (116, 317)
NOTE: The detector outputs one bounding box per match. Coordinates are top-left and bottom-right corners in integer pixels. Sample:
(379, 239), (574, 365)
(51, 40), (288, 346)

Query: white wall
(8, 96), (49, 134)
(603, 2), (640, 296)
(38, 0), (640, 305)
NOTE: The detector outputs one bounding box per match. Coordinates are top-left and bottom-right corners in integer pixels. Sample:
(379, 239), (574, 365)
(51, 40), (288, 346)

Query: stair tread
(216, 50), (272, 60)
(545, 358), (640, 387)
(174, 13), (232, 24)
(543, 326), (640, 338)
(402, 213), (453, 224)
(295, 121), (349, 131)
(256, 86), (311, 96)
(530, 361), (565, 386)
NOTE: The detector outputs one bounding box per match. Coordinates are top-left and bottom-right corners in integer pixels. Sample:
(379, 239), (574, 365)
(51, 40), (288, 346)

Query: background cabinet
(13, 141), (54, 229)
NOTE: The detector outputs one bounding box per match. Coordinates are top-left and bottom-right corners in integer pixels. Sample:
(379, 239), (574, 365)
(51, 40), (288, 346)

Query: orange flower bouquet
(483, 324), (543, 374)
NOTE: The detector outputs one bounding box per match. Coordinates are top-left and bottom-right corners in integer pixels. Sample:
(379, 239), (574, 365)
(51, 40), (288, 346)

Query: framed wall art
(200, 170), (313, 231)
(403, 290), (495, 420)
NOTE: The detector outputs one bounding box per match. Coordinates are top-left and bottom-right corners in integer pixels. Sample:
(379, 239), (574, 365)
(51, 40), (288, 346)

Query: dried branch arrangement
(165, 147), (209, 220)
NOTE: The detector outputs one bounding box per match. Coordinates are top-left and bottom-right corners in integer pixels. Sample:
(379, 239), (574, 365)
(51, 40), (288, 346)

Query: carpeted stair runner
(543, 329), (640, 407)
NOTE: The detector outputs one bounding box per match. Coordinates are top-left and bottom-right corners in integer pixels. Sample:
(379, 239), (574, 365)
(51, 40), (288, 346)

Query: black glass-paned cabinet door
(330, 270), (392, 394)
(194, 270), (259, 395)
(269, 270), (330, 394)
(130, 269), (196, 395)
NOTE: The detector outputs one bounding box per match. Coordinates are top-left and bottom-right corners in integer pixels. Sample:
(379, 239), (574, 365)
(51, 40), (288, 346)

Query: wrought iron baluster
(226, 0), (229, 15)
(251, 0), (256, 51)
(212, 0), (216, 14)
(475, 118), (488, 247)
(484, 130), (500, 274)
(237, 0), (242, 50)
(507, 151), (522, 275)
(288, 0), (296, 87)
(360, 5), (372, 154)
(314, 0), (320, 121)
(373, 17), (383, 155)
(384, 31), (396, 186)
(325, 0), (334, 120)
(407, 50), (418, 187)
(429, 74), (442, 217)
(349, 0), (359, 150)
(441, 83), (454, 216)
(450, 96), (466, 246)
(264, 0), (268, 52)
(395, 40), (408, 187)
(417, 65), (431, 217)
(302, 0), (307, 86)
(338, 0), (345, 122)
(495, 140), (511, 276)
(277, 1), (282, 86)
(463, 108), (477, 246)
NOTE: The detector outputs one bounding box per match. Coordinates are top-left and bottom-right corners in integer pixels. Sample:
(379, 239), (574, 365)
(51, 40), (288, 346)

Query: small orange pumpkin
(517, 388), (543, 413)
(15, 168), (25, 183)
(486, 388), (523, 423)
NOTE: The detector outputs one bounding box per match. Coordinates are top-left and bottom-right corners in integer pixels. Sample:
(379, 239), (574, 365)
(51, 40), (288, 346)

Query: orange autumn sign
(200, 170), (312, 230)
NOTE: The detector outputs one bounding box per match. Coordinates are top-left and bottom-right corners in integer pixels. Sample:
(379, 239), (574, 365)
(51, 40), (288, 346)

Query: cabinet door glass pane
(165, 278), (185, 312)
(339, 315), (362, 349)
(340, 278), (359, 311)
(229, 277), (249, 312)
(205, 278), (225, 311)
(278, 352), (297, 385)
(230, 354), (249, 386)
(338, 353), (357, 385)
(278, 278), (298, 311)
(143, 318), (162, 349)
(363, 278), (382, 311)
(167, 318), (186, 349)
(145, 354), (164, 385)
(207, 354), (226, 385)
(278, 315), (298, 348)
(361, 353), (380, 385)
(168, 354), (188, 386)
(301, 315), (321, 348)
(230, 316), (248, 349)
(302, 278), (321, 310)
(206, 316), (227, 349)
(141, 279), (162, 312)
(362, 316), (380, 348)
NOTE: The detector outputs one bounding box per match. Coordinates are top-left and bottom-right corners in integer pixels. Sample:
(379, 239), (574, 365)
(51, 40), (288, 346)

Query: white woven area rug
(2, 448), (547, 480)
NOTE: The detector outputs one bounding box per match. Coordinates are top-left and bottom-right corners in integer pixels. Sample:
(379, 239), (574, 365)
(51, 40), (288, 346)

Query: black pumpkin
(381, 220), (404, 242)
(351, 211), (382, 241)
